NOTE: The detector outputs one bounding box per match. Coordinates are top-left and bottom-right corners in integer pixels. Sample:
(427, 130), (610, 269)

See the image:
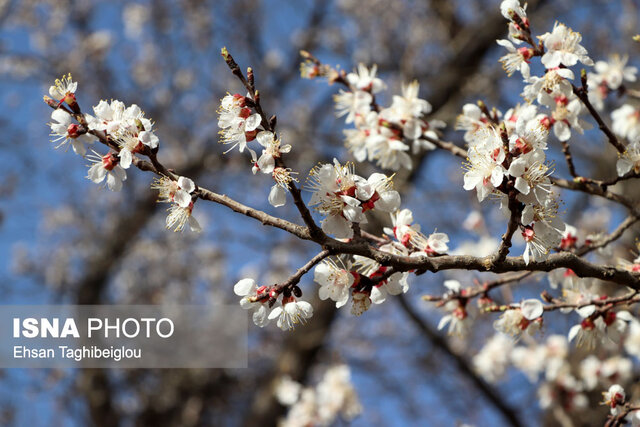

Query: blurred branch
(396, 294), (523, 427)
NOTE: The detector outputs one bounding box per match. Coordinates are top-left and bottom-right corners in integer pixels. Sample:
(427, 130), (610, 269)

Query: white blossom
(269, 297), (314, 330)
(234, 278), (271, 327)
(49, 109), (93, 156)
(86, 150), (127, 192)
(539, 22), (594, 68)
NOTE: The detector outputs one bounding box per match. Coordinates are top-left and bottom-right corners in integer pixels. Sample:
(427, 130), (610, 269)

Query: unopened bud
(43, 96), (58, 108)
(221, 46), (230, 61)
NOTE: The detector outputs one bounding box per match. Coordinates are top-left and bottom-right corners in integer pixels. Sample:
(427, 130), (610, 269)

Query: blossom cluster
(458, 102), (565, 264)
(276, 365), (362, 427)
(217, 93), (298, 207)
(47, 74), (202, 232)
(323, 64), (445, 171)
(306, 159), (400, 238)
(460, 0), (623, 264)
(473, 331), (640, 422)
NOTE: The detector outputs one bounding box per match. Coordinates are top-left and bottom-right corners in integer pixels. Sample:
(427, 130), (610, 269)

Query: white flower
(217, 93), (261, 153)
(624, 320), (640, 358)
(497, 39), (532, 78)
(410, 231), (450, 255)
(346, 64), (386, 93)
(352, 245), (410, 305)
(507, 152), (552, 204)
(306, 160), (366, 239)
(370, 271), (409, 304)
(367, 132), (412, 171)
(87, 100), (154, 136)
(268, 167), (296, 208)
(351, 291), (371, 316)
(334, 90), (372, 124)
(594, 54), (637, 90)
(500, 0), (526, 20)
(568, 317), (605, 349)
(539, 22), (594, 68)
(314, 258), (354, 308)
(612, 104), (640, 141)
(438, 301), (471, 337)
(522, 68), (574, 104)
(138, 129), (159, 149)
(463, 129), (506, 201)
(48, 73), (77, 102)
(455, 103), (494, 143)
(383, 208), (420, 246)
(151, 176), (195, 207)
(343, 110), (378, 161)
(539, 94), (589, 142)
(49, 109), (93, 156)
(617, 140), (640, 176)
(601, 384), (626, 416)
(315, 365), (362, 423)
(165, 202), (201, 232)
(493, 304), (541, 338)
(114, 131), (143, 169)
(275, 376), (301, 406)
(473, 334), (514, 383)
(559, 224), (578, 251)
(509, 115), (549, 153)
(268, 297), (314, 330)
(254, 131), (291, 174)
(86, 150), (127, 191)
(233, 278), (271, 327)
(389, 80), (431, 118)
(520, 299), (544, 320)
(354, 173), (401, 213)
(521, 200), (565, 265)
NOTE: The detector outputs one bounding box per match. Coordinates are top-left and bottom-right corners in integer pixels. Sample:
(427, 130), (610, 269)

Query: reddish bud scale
(522, 226), (535, 242)
(563, 269), (576, 277)
(393, 227), (411, 248)
(560, 234), (577, 250)
(603, 311), (617, 326)
(67, 124), (81, 138)
(540, 116), (552, 130)
(581, 317), (595, 330)
(490, 148), (501, 162)
(102, 153), (119, 171)
(336, 185), (357, 198)
(514, 138), (532, 155)
(133, 140), (145, 154)
(516, 316), (530, 330)
(453, 306), (467, 320)
(555, 95), (569, 107)
(233, 93), (246, 107)
(361, 192), (380, 212)
(245, 130), (257, 142)
(424, 246), (436, 256)
(282, 295), (295, 305)
(517, 47), (533, 61)
(238, 107), (252, 119)
(63, 93), (77, 106)
(350, 271), (361, 288)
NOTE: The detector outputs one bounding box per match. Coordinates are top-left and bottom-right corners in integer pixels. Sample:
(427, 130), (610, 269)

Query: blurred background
(0, 0), (639, 425)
